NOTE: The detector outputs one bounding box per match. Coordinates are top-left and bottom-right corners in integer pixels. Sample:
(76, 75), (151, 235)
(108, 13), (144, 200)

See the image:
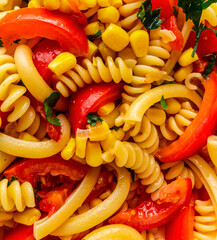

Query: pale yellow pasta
(0, 0), (22, 11)
(0, 152), (16, 173)
(0, 179), (35, 212)
(14, 208), (41, 225)
(207, 135), (217, 168)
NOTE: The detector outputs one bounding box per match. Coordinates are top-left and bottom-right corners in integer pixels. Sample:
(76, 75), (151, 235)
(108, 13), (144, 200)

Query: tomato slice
(69, 82), (124, 133)
(165, 192), (195, 240)
(109, 178), (192, 231)
(4, 155), (90, 187)
(0, 8), (88, 56)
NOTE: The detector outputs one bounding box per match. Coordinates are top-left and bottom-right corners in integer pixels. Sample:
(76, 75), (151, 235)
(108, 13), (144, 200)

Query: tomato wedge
(165, 192), (195, 240)
(69, 82), (124, 133)
(157, 71), (217, 162)
(4, 155), (90, 187)
(109, 178), (192, 231)
(0, 8), (88, 56)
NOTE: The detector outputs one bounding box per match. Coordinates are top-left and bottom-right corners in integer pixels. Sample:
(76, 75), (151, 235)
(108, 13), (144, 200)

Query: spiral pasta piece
(0, 179), (35, 212)
(194, 200), (217, 240)
(0, 0), (22, 11)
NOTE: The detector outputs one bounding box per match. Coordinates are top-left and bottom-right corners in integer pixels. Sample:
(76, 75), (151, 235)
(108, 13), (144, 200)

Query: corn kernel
(146, 108), (166, 126)
(130, 30), (149, 58)
(86, 40), (98, 60)
(80, 0), (97, 8)
(59, 0), (71, 13)
(61, 138), (76, 160)
(98, 0), (111, 7)
(178, 48), (199, 67)
(165, 98), (181, 114)
(75, 137), (87, 159)
(43, 0), (60, 10)
(97, 102), (115, 116)
(85, 22), (100, 36)
(102, 24), (129, 52)
(86, 141), (103, 167)
(89, 121), (110, 141)
(48, 52), (77, 76)
(118, 47), (136, 60)
(174, 64), (193, 82)
(99, 41), (116, 60)
(98, 6), (120, 24)
(28, 0), (42, 7)
(14, 208), (41, 225)
(18, 132), (39, 142)
(112, 0), (122, 7)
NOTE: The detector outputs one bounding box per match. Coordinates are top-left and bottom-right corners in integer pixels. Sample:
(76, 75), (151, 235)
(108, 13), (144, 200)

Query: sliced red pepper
(39, 184), (73, 216)
(109, 178), (192, 231)
(32, 39), (64, 85)
(162, 16), (184, 51)
(69, 82), (124, 133)
(165, 192), (195, 240)
(0, 8), (88, 56)
(157, 71), (217, 162)
(4, 155), (90, 187)
(151, 0), (175, 21)
(0, 101), (10, 129)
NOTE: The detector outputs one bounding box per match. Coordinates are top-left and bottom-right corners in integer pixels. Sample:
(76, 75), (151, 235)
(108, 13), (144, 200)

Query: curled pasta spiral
(194, 200), (217, 240)
(0, 179), (35, 212)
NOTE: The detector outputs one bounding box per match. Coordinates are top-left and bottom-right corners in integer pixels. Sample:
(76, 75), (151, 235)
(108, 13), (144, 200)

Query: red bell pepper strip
(0, 8), (88, 56)
(151, 0), (175, 21)
(165, 192), (195, 240)
(156, 71), (217, 162)
(109, 178), (192, 231)
(4, 155), (90, 187)
(162, 16), (184, 52)
(69, 82), (124, 133)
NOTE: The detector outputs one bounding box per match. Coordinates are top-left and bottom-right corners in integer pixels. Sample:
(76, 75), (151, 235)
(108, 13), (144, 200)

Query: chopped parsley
(0, 39), (3, 47)
(113, 126), (120, 131)
(203, 54), (217, 78)
(87, 30), (102, 42)
(43, 92), (61, 126)
(137, 0), (163, 30)
(126, 168), (135, 182)
(160, 95), (168, 110)
(86, 112), (103, 127)
(8, 176), (18, 186)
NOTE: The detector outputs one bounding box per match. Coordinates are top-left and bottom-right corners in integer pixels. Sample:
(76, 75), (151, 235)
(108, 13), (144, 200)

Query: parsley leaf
(203, 54), (217, 78)
(160, 95), (168, 110)
(0, 39), (3, 47)
(113, 126), (120, 131)
(137, 0), (163, 30)
(43, 92), (61, 126)
(126, 168), (135, 182)
(87, 30), (102, 42)
(86, 112), (103, 127)
(8, 176), (18, 186)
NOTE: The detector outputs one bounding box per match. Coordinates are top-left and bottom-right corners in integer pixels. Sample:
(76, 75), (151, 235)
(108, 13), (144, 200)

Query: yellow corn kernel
(86, 40), (98, 60)
(43, 0), (60, 10)
(100, 132), (116, 151)
(86, 141), (103, 167)
(102, 24), (130, 52)
(97, 102), (115, 116)
(112, 0), (123, 7)
(61, 138), (76, 160)
(90, 198), (102, 208)
(48, 52), (77, 76)
(118, 47), (136, 60)
(99, 41), (116, 60)
(98, 0), (111, 7)
(75, 137), (87, 159)
(18, 132), (39, 142)
(28, 0), (42, 7)
(85, 22), (100, 36)
(146, 108), (166, 126)
(88, 121), (110, 141)
(80, 0), (97, 8)
(130, 30), (149, 58)
(174, 64), (193, 82)
(178, 48), (199, 67)
(166, 98), (181, 114)
(59, 0), (71, 13)
(98, 6), (120, 24)
(14, 208), (41, 225)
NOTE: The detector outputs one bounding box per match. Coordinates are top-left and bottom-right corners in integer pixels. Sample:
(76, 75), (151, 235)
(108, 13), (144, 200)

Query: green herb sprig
(8, 176), (18, 186)
(160, 95), (168, 110)
(203, 54), (217, 78)
(87, 30), (102, 42)
(86, 112), (103, 127)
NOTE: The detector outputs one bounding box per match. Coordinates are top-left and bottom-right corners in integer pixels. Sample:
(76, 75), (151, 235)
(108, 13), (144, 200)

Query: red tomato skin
(69, 82), (124, 133)
(0, 8), (88, 56)
(165, 193), (195, 240)
(162, 16), (184, 51)
(32, 39), (64, 85)
(109, 178), (192, 231)
(151, 0), (174, 21)
(157, 71), (217, 162)
(4, 155), (90, 187)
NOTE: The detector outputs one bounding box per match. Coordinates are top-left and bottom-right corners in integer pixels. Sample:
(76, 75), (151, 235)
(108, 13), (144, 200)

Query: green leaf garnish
(203, 54), (217, 78)
(113, 126), (120, 131)
(137, 0), (163, 30)
(86, 112), (103, 127)
(87, 30), (102, 42)
(43, 92), (61, 126)
(126, 168), (135, 182)
(0, 39), (3, 47)
(8, 176), (18, 186)
(160, 95), (168, 110)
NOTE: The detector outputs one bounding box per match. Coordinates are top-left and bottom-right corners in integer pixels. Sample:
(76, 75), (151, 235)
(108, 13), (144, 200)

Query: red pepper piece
(157, 71), (217, 162)
(151, 0), (175, 21)
(69, 82), (124, 133)
(109, 178), (192, 231)
(0, 8), (88, 56)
